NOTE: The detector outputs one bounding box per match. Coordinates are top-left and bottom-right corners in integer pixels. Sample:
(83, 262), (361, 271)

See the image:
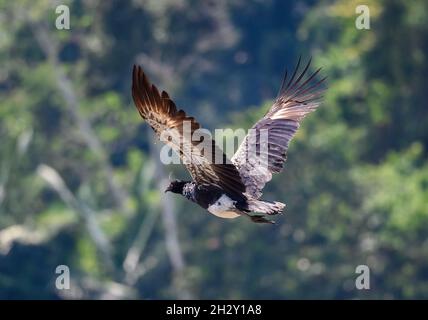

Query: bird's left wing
(231, 58), (326, 199)
(132, 65), (246, 199)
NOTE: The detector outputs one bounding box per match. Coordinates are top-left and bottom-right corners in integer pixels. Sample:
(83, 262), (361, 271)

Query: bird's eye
(217, 202), (221, 205)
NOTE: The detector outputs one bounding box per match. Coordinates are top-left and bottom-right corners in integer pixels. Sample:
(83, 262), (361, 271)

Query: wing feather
(132, 65), (246, 199)
(232, 59), (326, 199)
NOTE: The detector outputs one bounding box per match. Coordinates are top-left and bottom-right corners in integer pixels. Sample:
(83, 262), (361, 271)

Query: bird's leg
(243, 212), (275, 224)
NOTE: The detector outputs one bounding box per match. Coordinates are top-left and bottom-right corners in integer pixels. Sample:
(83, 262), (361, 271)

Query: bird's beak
(164, 186), (171, 193)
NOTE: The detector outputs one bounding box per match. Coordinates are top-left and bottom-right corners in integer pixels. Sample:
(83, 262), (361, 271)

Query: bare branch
(31, 22), (127, 211)
(37, 164), (115, 274)
(150, 132), (194, 299)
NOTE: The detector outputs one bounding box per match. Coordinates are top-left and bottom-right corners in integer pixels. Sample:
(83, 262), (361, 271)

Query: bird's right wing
(132, 65), (247, 199)
(231, 58), (326, 199)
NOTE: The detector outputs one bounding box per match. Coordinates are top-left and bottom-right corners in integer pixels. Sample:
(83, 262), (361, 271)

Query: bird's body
(182, 182), (242, 219)
(167, 180), (285, 222)
(131, 58), (325, 223)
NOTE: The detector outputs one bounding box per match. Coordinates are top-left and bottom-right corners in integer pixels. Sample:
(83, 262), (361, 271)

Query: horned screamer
(131, 58), (325, 223)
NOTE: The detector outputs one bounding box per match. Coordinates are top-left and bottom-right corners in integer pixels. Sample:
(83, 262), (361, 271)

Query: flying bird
(131, 58), (325, 223)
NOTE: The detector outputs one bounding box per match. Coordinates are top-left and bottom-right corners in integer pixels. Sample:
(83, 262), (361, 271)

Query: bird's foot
(246, 213), (275, 224)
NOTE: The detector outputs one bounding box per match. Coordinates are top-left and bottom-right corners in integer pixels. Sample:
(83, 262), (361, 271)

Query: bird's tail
(247, 199), (286, 215)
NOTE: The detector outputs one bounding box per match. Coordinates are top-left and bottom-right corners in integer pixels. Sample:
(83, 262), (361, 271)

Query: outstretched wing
(132, 65), (246, 199)
(231, 58), (326, 199)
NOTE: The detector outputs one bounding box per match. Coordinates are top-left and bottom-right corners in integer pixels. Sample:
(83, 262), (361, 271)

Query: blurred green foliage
(0, 0), (427, 299)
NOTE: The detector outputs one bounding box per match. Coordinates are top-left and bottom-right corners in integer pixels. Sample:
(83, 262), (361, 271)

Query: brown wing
(132, 65), (246, 199)
(231, 58), (326, 199)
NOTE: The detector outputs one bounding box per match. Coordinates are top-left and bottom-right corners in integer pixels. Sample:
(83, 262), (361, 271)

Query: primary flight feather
(131, 58), (325, 223)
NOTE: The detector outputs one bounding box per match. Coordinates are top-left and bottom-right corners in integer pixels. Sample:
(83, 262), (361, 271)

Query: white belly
(207, 194), (240, 219)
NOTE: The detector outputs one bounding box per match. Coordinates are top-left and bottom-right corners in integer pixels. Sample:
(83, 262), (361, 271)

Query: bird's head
(165, 180), (187, 194)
